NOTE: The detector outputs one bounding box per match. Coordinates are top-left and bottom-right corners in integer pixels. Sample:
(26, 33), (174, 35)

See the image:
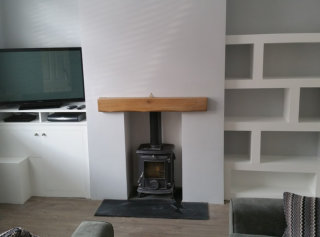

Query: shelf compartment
(225, 89), (286, 120)
(224, 131), (251, 162)
(263, 43), (320, 79)
(299, 88), (320, 122)
(40, 112), (87, 123)
(225, 44), (253, 80)
(0, 103), (87, 125)
(230, 170), (316, 198)
(261, 131), (320, 163)
(0, 112), (39, 123)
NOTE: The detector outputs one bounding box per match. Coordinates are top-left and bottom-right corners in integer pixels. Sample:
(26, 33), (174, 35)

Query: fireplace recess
(97, 96), (208, 198)
(135, 112), (175, 197)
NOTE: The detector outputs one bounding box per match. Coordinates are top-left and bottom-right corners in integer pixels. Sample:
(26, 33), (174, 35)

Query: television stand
(19, 101), (63, 110)
(0, 102), (89, 199)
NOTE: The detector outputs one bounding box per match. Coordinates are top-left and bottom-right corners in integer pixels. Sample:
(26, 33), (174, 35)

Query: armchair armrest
(71, 221), (114, 237)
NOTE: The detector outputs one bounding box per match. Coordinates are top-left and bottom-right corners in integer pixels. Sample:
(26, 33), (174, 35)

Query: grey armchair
(229, 198), (286, 237)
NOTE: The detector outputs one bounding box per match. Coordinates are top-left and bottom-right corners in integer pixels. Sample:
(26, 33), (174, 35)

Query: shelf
(225, 120), (320, 131)
(225, 116), (286, 123)
(97, 97), (208, 112)
(224, 155), (250, 163)
(230, 186), (314, 199)
(299, 118), (320, 123)
(226, 33), (320, 45)
(0, 102), (86, 113)
(225, 159), (318, 173)
(260, 155), (320, 171)
(225, 78), (320, 89)
(225, 44), (253, 80)
(229, 170), (316, 199)
(224, 117), (286, 131)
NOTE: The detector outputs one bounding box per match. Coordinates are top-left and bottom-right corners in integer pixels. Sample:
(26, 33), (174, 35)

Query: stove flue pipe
(149, 112), (162, 148)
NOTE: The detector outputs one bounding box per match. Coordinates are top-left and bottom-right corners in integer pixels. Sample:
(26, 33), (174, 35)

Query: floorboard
(0, 197), (229, 237)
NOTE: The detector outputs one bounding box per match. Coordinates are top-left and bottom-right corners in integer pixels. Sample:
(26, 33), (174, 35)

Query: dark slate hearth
(94, 199), (209, 220)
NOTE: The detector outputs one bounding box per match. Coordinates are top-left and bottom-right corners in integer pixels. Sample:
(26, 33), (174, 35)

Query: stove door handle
(137, 172), (144, 185)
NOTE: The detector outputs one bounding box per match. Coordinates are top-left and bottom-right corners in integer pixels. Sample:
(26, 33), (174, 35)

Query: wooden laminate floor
(0, 197), (229, 237)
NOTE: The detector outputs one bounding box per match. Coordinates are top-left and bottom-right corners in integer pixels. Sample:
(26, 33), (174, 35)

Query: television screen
(0, 48), (85, 105)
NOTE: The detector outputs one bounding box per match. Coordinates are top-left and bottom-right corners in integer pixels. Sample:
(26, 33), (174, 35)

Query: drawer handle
(34, 133), (39, 136)
(42, 133), (47, 137)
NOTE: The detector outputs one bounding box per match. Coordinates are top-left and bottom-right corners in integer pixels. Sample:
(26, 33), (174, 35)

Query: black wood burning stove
(137, 112), (175, 197)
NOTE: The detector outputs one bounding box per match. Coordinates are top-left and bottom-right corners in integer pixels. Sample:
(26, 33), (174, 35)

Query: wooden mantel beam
(98, 97), (208, 112)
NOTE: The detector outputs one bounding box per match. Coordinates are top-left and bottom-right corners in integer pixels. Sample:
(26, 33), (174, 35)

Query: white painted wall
(1, 0), (80, 48)
(0, 0), (226, 203)
(0, 1), (4, 47)
(227, 0), (320, 35)
(79, 0), (226, 203)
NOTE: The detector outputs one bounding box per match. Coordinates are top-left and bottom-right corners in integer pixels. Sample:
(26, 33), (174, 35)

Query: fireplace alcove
(98, 97), (207, 199)
(129, 111), (182, 198)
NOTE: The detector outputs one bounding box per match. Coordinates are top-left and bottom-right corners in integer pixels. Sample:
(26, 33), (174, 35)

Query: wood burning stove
(137, 112), (175, 197)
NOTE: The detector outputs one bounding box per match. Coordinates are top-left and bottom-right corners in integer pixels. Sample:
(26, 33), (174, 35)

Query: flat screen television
(0, 47), (85, 110)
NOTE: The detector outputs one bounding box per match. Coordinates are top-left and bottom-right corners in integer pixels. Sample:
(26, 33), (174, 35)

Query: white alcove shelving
(0, 102), (90, 202)
(224, 33), (320, 200)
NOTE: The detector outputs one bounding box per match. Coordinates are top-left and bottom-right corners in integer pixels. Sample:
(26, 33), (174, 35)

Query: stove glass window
(144, 161), (165, 179)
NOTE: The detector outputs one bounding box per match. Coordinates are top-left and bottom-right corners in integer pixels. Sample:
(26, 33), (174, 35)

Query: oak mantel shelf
(98, 97), (208, 112)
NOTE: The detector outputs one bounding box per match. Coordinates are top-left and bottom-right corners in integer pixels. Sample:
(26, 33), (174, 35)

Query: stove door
(138, 155), (173, 190)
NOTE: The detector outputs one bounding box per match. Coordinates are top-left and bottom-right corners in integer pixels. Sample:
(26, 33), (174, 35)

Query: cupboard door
(0, 125), (42, 157)
(35, 126), (89, 198)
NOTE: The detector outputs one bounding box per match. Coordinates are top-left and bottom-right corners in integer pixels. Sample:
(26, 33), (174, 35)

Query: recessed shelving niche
(230, 170), (316, 198)
(225, 44), (253, 80)
(264, 43), (320, 79)
(261, 131), (320, 163)
(299, 88), (320, 122)
(224, 131), (251, 162)
(225, 88), (286, 122)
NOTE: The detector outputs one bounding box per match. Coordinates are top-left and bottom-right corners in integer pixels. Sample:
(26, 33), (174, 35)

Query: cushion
(0, 227), (38, 237)
(283, 192), (320, 237)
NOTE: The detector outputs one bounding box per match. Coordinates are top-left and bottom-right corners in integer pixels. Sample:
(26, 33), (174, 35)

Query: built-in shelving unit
(0, 102), (89, 202)
(224, 33), (320, 199)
